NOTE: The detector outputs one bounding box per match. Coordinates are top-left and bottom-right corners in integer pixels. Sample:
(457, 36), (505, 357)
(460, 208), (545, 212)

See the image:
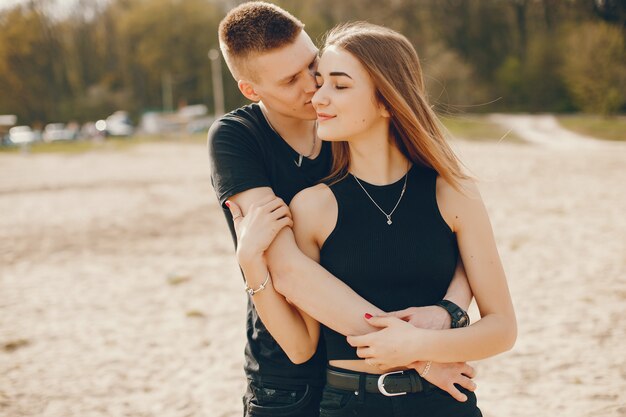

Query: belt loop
(357, 373), (366, 404)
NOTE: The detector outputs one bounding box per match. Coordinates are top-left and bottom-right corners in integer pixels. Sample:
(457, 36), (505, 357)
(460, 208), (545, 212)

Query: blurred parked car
(8, 126), (37, 145)
(43, 123), (77, 142)
(105, 111), (134, 137)
(187, 116), (216, 133)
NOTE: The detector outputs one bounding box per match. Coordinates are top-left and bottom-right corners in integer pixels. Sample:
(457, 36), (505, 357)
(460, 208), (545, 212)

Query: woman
(235, 22), (516, 416)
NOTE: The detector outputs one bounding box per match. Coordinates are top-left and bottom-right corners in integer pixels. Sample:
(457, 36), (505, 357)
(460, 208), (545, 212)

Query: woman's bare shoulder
(436, 176), (484, 231)
(290, 184), (337, 244)
(437, 176), (481, 201)
(290, 183), (335, 216)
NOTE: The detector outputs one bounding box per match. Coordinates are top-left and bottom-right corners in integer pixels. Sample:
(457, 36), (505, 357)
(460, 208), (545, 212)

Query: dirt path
(488, 114), (624, 149)
(1, 140), (624, 417)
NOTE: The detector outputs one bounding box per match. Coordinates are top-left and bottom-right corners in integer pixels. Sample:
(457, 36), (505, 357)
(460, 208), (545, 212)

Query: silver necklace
(260, 106), (317, 167)
(294, 131), (317, 167)
(351, 164), (409, 225)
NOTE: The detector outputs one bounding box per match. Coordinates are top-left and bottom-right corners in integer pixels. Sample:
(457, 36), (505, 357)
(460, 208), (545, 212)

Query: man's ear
(238, 80), (261, 102)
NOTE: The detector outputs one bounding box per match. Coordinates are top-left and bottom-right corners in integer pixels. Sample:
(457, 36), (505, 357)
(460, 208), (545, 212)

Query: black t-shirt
(208, 103), (331, 385)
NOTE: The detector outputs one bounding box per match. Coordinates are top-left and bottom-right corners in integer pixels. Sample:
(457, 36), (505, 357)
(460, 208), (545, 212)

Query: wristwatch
(436, 300), (470, 328)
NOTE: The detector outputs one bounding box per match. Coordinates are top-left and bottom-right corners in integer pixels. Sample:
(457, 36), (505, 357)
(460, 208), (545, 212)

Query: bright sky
(0, 0), (105, 16)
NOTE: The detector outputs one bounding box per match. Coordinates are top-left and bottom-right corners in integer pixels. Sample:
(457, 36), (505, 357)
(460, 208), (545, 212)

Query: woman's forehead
(318, 46), (365, 77)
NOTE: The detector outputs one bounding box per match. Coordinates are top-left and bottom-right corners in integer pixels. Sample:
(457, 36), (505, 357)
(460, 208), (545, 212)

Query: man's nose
(303, 71), (318, 94)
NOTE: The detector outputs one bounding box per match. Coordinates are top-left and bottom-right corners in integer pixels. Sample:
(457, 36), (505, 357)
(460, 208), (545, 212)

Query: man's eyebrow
(279, 54), (319, 83)
(278, 71), (299, 83)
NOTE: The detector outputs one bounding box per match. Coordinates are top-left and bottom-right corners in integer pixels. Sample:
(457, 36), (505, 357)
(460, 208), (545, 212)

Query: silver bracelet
(419, 361), (432, 378)
(244, 271), (270, 296)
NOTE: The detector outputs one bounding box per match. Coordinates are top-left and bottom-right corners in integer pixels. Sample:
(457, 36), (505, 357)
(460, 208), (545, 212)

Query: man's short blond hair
(218, 1), (304, 81)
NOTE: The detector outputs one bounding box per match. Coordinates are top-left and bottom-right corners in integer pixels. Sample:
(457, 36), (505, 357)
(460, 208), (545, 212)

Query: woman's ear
(238, 80), (261, 102)
(379, 104), (391, 118)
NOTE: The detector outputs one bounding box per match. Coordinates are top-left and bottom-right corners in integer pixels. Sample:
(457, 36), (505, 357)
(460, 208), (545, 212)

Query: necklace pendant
(295, 154), (303, 167)
(387, 217), (392, 225)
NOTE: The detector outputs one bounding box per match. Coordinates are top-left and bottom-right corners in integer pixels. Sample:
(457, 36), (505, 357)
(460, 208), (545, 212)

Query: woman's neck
(348, 124), (409, 185)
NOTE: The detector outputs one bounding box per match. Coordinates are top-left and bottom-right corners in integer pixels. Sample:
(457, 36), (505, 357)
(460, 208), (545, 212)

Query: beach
(1, 137), (624, 417)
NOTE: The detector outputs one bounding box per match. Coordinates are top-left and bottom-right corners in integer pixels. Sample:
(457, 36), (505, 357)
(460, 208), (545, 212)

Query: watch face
(457, 316), (469, 328)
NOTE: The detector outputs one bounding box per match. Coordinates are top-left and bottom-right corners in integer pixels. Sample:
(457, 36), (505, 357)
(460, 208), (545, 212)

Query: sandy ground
(0, 133), (625, 417)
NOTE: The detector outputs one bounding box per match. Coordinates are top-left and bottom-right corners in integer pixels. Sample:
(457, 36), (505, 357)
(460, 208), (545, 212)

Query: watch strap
(436, 299), (470, 329)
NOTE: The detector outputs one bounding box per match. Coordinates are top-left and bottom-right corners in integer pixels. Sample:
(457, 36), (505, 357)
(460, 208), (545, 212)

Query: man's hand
(381, 305), (451, 330)
(411, 361), (476, 402)
(348, 314), (477, 402)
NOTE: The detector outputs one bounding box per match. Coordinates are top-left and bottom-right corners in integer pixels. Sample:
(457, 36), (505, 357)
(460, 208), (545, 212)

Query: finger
(271, 205), (292, 220)
(247, 195), (276, 212)
(225, 200), (243, 224)
(276, 216), (293, 230)
(366, 315), (398, 328)
(356, 347), (373, 359)
(346, 334), (370, 348)
(462, 363), (476, 379)
(262, 197), (286, 213)
(383, 307), (412, 319)
(456, 376), (477, 392)
(443, 384), (468, 403)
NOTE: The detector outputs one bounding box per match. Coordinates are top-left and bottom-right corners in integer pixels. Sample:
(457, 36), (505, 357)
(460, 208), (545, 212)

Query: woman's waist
(328, 359), (410, 375)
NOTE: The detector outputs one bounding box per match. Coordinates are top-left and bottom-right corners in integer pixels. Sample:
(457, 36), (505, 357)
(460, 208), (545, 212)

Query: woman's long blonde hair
(322, 22), (469, 189)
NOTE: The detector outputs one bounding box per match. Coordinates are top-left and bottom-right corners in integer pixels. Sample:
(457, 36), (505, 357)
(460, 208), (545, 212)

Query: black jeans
(319, 370), (482, 417)
(243, 379), (323, 417)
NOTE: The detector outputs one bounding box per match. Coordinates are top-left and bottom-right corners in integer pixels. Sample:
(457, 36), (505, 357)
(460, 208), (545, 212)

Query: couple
(208, 2), (516, 417)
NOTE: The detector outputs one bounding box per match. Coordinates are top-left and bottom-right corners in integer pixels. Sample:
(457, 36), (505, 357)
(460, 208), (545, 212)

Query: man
(208, 3), (475, 416)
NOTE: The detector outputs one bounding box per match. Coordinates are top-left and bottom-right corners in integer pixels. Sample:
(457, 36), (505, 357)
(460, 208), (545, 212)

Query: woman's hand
(226, 197), (293, 268)
(347, 315), (425, 369)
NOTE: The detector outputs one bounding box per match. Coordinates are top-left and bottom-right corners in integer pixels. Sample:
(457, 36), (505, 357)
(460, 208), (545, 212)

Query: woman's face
(312, 46), (388, 142)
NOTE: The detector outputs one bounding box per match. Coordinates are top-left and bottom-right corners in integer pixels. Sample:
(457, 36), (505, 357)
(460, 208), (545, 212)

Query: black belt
(326, 368), (428, 397)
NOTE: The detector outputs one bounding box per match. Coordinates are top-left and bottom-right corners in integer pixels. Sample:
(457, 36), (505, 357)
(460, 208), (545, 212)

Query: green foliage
(0, 0), (624, 124)
(561, 22), (626, 115)
(556, 115), (626, 141)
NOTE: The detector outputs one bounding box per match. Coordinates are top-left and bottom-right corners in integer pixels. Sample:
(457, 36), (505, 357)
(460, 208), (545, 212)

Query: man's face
(248, 31), (319, 121)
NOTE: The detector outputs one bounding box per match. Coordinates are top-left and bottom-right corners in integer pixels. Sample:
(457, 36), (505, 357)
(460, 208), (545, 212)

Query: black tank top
(319, 164), (458, 360)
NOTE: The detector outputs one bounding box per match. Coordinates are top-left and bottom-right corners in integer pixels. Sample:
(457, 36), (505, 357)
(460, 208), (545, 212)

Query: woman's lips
(317, 113), (336, 122)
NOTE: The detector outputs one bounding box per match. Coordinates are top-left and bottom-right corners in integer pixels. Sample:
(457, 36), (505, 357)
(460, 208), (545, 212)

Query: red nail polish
(225, 201), (231, 208)
(364, 313), (373, 319)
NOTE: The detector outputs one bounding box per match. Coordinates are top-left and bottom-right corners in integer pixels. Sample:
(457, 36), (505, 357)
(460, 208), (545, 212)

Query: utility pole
(162, 71), (174, 112)
(208, 49), (225, 117)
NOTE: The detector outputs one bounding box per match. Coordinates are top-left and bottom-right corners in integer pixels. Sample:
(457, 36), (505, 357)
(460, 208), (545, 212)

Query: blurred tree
(562, 21), (626, 114)
(0, 0), (623, 122)
(113, 0), (221, 113)
(593, 0), (626, 27)
(0, 3), (66, 124)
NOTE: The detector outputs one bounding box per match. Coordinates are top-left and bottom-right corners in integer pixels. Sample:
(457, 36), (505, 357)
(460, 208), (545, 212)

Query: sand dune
(0, 138), (624, 417)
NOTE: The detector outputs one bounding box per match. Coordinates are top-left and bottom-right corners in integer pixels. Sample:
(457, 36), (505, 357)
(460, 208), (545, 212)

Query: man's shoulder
(208, 103), (270, 150)
(210, 104), (262, 133)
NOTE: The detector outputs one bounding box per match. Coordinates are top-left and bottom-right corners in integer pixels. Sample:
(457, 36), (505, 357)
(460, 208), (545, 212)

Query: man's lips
(317, 113), (336, 122)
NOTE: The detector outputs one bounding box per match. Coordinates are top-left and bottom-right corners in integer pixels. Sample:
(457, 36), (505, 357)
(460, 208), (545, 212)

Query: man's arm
(228, 188), (320, 364)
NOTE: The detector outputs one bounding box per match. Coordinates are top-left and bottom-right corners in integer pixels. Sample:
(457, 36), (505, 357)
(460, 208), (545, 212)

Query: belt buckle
(377, 370), (407, 397)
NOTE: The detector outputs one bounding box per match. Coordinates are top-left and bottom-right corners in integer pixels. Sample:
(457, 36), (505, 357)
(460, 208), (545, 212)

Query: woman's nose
(312, 87), (328, 108)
